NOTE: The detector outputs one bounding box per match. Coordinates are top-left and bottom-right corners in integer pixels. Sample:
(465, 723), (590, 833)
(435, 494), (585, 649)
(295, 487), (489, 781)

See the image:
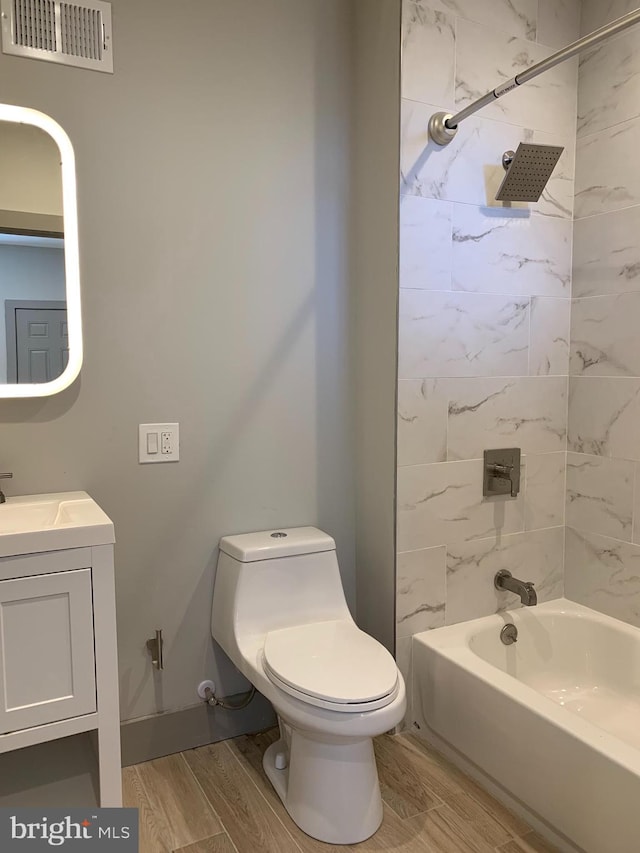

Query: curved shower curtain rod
(428, 7), (640, 145)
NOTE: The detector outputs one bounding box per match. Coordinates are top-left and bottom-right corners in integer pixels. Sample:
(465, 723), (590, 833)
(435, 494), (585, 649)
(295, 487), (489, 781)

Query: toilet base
(263, 729), (383, 844)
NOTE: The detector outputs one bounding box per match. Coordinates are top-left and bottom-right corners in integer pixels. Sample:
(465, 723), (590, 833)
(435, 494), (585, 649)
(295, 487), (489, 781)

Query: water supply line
(203, 684), (256, 711)
(428, 7), (640, 145)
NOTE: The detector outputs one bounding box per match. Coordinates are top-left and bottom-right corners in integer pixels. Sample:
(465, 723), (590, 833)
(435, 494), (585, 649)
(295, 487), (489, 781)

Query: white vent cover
(1, 0), (112, 73)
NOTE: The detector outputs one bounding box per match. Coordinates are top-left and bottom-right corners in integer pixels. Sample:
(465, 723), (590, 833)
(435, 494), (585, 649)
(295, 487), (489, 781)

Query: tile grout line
(399, 189), (574, 222)
(130, 730), (560, 853)
(220, 740), (306, 853)
(527, 294), (532, 379)
(401, 93), (578, 138)
(172, 832), (238, 853)
(378, 735), (451, 823)
(398, 733), (525, 841)
(176, 751), (241, 853)
(377, 749), (446, 822)
(632, 462), (637, 545)
(395, 736), (469, 808)
(567, 521), (639, 548)
(574, 199), (640, 223)
(123, 765), (173, 853)
(391, 801), (446, 823)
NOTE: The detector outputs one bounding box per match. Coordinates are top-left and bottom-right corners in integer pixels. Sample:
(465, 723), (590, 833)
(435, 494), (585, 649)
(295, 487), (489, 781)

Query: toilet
(211, 526), (405, 845)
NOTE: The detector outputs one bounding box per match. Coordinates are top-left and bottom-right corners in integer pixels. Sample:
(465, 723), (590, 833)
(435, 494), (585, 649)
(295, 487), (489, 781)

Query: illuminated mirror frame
(0, 104), (81, 398)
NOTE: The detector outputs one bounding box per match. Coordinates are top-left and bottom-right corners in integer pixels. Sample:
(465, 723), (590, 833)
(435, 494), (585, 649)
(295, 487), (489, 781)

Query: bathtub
(412, 599), (640, 853)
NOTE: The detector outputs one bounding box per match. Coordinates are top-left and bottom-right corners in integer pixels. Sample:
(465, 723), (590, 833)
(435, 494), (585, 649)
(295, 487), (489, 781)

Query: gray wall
(0, 0), (355, 725)
(352, 0), (401, 653)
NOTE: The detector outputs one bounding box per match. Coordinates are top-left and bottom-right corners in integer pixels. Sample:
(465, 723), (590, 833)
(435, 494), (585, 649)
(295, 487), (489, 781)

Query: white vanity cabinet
(0, 493), (121, 807)
(0, 566), (96, 734)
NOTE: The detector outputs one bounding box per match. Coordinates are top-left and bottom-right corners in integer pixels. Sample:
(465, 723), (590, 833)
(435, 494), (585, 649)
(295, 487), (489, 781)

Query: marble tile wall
(566, 0), (640, 627)
(396, 0), (580, 717)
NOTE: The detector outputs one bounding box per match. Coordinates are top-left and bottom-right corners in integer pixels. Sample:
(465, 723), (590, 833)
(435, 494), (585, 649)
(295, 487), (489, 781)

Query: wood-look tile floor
(123, 729), (559, 853)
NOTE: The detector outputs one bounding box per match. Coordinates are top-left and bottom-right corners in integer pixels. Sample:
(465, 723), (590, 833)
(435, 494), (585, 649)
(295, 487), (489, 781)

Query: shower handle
(483, 449), (521, 498)
(489, 463), (517, 498)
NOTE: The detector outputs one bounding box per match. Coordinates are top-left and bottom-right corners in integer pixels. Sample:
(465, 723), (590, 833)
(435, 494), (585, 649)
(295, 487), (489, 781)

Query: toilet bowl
(211, 526), (405, 845)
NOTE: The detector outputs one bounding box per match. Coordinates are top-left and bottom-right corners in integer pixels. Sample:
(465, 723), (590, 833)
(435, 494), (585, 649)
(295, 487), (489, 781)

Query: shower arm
(428, 7), (640, 145)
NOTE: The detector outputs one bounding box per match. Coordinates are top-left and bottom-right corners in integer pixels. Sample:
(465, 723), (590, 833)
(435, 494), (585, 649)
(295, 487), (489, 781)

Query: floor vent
(1, 0), (113, 73)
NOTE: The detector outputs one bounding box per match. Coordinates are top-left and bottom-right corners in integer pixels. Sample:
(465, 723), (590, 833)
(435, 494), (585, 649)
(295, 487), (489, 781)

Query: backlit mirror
(0, 105), (81, 397)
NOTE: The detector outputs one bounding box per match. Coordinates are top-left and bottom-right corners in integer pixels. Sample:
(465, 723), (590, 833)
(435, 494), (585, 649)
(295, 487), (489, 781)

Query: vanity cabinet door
(0, 568), (96, 734)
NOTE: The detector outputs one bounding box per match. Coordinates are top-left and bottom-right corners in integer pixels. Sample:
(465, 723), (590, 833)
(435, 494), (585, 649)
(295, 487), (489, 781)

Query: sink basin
(0, 492), (114, 557)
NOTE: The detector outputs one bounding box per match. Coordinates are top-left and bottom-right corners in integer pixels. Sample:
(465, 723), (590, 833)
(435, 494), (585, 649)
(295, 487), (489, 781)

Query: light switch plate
(139, 423), (179, 463)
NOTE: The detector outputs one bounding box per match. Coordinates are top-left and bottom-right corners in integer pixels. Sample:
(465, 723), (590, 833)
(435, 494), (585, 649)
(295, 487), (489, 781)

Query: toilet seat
(262, 620), (399, 713)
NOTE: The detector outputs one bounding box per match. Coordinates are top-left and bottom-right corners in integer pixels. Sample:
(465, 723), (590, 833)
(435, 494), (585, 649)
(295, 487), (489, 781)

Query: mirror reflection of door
(6, 300), (68, 383)
(0, 120), (67, 387)
(0, 236), (66, 382)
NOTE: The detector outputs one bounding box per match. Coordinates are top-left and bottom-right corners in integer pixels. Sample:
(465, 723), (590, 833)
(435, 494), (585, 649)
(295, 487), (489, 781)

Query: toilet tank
(211, 527), (352, 658)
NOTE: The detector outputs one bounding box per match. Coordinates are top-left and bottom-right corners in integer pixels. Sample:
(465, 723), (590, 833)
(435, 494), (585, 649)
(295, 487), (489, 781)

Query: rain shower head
(495, 143), (564, 203)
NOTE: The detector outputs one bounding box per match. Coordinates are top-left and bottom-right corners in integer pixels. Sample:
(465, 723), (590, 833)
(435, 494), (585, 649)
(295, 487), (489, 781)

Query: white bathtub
(413, 599), (640, 853)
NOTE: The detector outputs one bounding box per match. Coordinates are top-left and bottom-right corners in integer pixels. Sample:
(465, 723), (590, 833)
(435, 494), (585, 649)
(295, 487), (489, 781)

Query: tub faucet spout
(494, 570), (537, 606)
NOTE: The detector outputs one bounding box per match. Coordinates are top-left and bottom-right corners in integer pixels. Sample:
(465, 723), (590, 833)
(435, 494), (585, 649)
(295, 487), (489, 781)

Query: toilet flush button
(271, 532), (287, 538)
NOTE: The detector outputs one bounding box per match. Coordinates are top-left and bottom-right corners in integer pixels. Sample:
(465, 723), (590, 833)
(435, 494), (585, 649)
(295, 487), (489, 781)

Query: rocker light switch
(139, 424), (179, 463)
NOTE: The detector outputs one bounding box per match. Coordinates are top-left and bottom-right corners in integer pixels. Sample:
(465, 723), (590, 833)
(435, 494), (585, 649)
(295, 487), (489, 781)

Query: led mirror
(0, 105), (81, 397)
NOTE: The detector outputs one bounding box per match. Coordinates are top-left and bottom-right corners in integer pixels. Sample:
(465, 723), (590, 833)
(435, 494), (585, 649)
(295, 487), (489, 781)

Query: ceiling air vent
(1, 0), (113, 73)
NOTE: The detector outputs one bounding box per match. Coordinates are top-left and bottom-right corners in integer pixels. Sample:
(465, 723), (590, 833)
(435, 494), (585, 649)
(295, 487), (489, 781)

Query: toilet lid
(262, 620), (398, 705)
